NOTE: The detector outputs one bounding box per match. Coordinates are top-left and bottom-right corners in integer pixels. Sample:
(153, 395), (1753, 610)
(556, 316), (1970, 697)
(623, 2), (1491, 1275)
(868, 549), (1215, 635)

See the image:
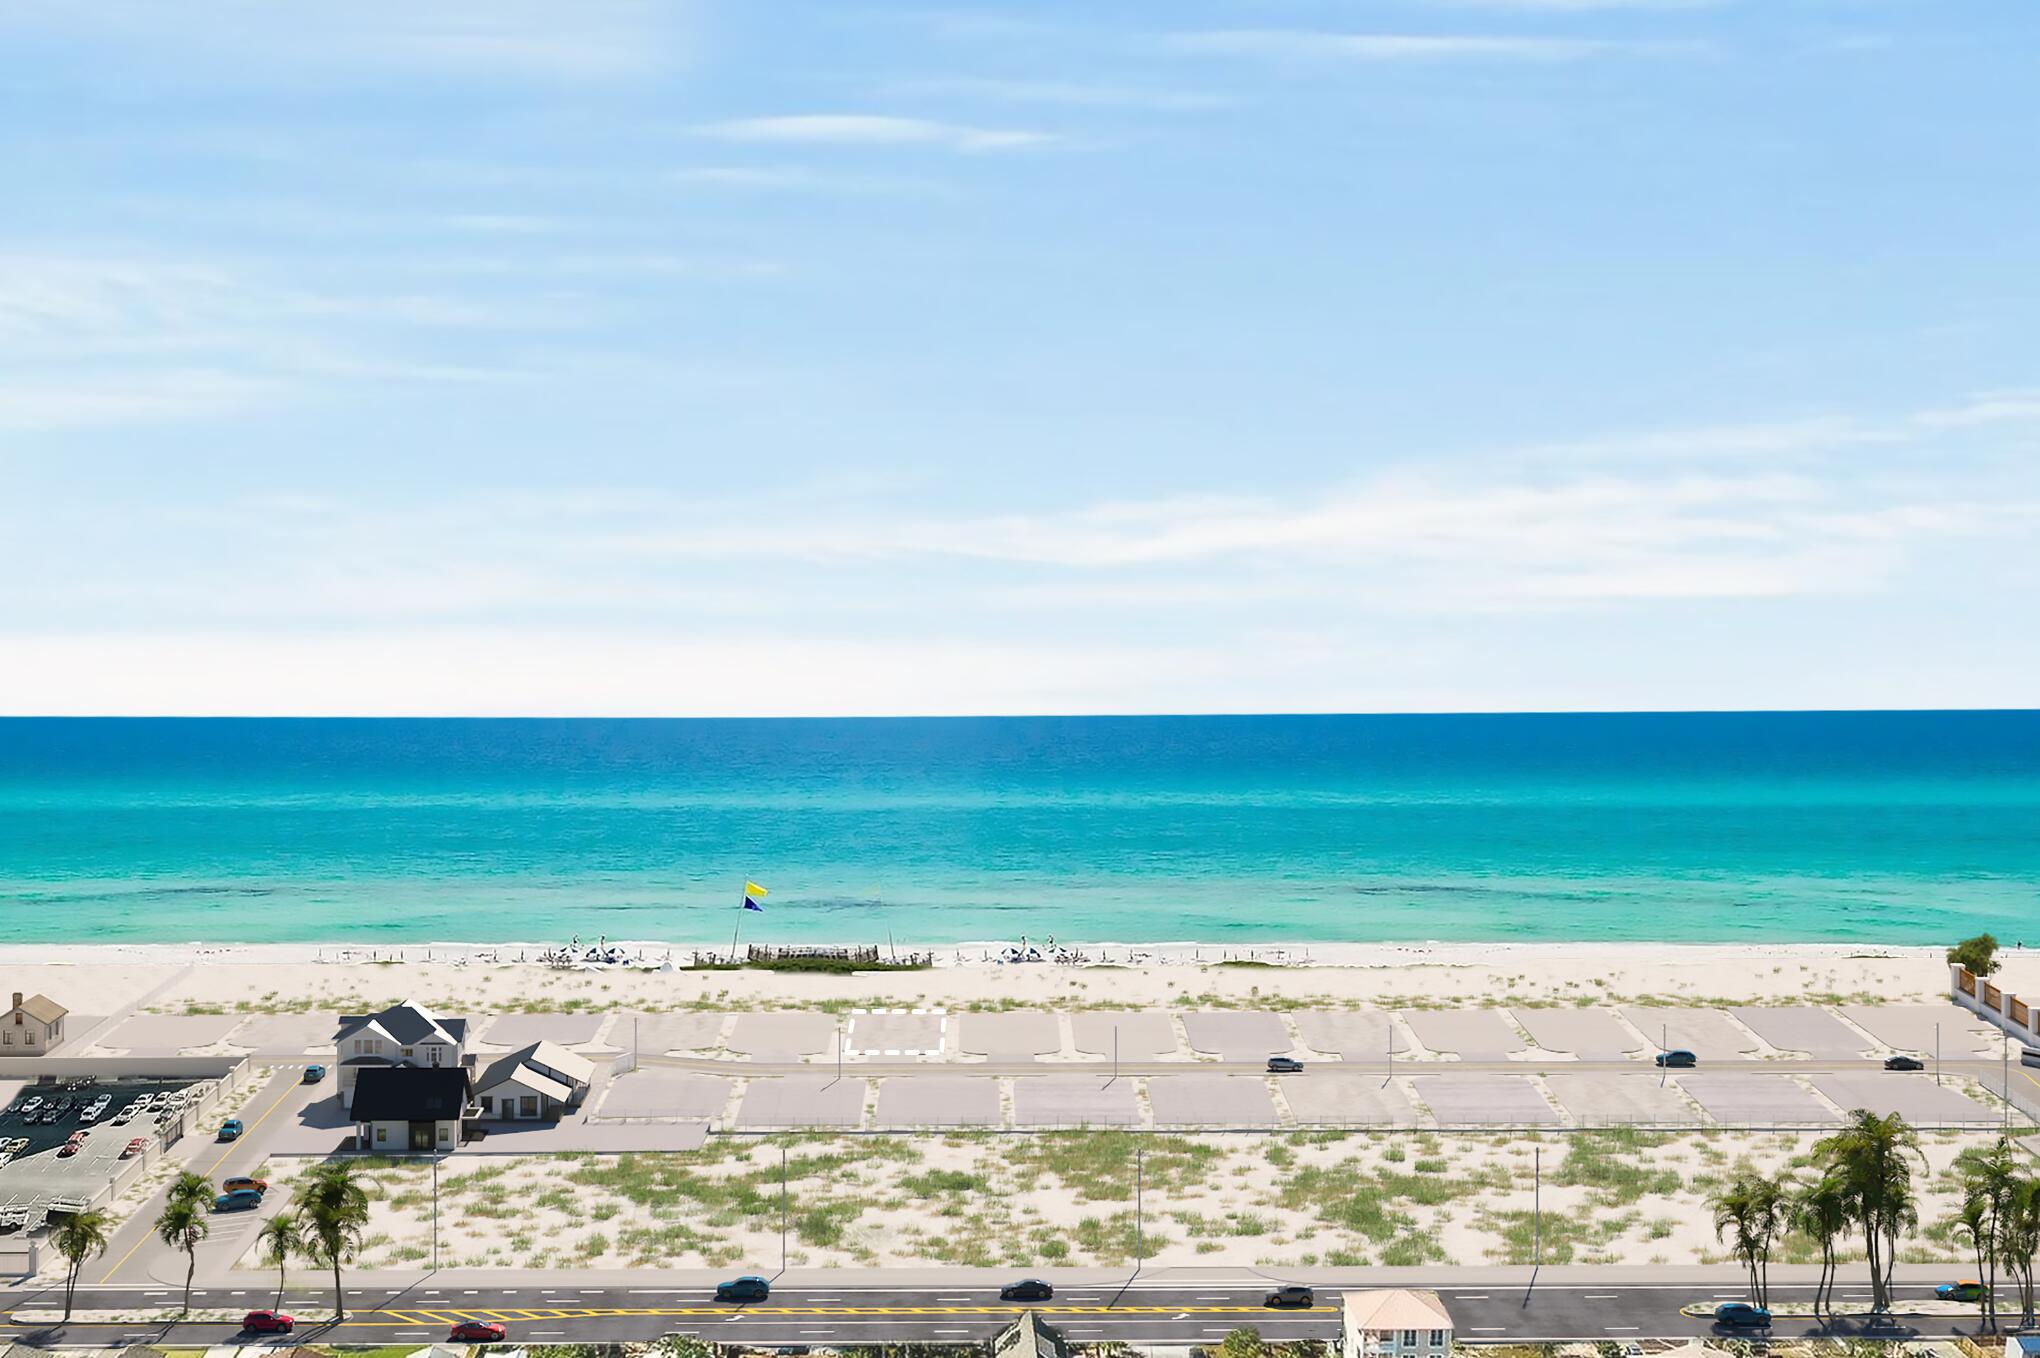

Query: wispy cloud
(890, 77), (1231, 111)
(693, 115), (1057, 153)
(1167, 30), (1699, 62)
(669, 165), (946, 195)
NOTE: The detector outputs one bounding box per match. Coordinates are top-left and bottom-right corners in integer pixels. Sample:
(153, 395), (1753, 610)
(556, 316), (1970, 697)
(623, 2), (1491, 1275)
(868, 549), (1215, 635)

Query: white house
(473, 1040), (595, 1121)
(333, 999), (469, 1110)
(1, 992), (67, 1056)
(1341, 1289), (1453, 1358)
(350, 1065), (474, 1153)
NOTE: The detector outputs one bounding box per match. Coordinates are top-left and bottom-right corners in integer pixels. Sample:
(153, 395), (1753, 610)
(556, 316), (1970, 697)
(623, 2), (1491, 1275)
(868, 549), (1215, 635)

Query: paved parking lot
(1514, 1009), (1646, 1060)
(959, 1012), (1061, 1060)
(1408, 1074), (1560, 1125)
(1839, 1005), (1998, 1056)
(1402, 1010), (1526, 1060)
(1730, 1007), (1872, 1058)
(482, 1013), (607, 1047)
(847, 1011), (945, 1056)
(627, 1012), (730, 1054)
(597, 1069), (733, 1119)
(729, 1013), (837, 1060)
(1011, 1076), (1142, 1126)
(1280, 1073), (1420, 1125)
(734, 1075), (867, 1127)
(1293, 1011), (1394, 1061)
(1146, 1075), (1280, 1127)
(1071, 1012), (1178, 1060)
(228, 1013), (340, 1056)
(1619, 1006), (1761, 1059)
(1676, 1073), (1832, 1125)
(1545, 1072), (1695, 1123)
(875, 1076), (1002, 1127)
(90, 1014), (245, 1055)
(1811, 1073), (2001, 1124)
(1180, 1012), (1292, 1060)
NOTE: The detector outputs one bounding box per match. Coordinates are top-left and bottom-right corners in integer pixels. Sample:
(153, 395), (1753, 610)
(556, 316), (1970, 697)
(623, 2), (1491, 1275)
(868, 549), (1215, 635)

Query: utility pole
(1660, 1024), (1668, 1088)
(1112, 1023), (1120, 1087)
(431, 1153), (440, 1271)
(1935, 1022), (1941, 1088)
(780, 1146), (789, 1274)
(2005, 1031), (2013, 1128)
(633, 1016), (640, 1072)
(1533, 1145), (1542, 1268)
(1133, 1144), (1144, 1279)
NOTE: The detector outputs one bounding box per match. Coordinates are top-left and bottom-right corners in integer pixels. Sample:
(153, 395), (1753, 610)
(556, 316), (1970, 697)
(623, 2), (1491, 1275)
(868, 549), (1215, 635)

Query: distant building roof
(1342, 1289), (1453, 1333)
(7, 993), (67, 1024)
(349, 1065), (471, 1123)
(335, 999), (465, 1048)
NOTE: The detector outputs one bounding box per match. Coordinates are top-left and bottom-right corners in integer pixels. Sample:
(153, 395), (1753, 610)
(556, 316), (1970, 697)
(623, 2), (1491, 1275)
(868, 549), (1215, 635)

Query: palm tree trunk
(332, 1252), (345, 1321)
(63, 1260), (78, 1321)
(183, 1244), (196, 1315)
(274, 1258), (286, 1311)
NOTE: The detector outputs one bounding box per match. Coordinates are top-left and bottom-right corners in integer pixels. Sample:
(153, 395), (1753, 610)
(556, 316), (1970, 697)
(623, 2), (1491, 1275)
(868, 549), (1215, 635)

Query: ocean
(0, 713), (2035, 947)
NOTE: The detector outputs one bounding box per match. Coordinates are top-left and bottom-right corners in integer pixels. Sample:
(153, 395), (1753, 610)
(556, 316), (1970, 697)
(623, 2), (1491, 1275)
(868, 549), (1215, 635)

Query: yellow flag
(745, 881), (769, 897)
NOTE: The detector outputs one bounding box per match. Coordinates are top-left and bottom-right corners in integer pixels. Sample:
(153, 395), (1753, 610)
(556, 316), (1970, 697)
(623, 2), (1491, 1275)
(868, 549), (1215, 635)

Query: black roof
(349, 1065), (471, 1122)
(334, 1004), (467, 1047)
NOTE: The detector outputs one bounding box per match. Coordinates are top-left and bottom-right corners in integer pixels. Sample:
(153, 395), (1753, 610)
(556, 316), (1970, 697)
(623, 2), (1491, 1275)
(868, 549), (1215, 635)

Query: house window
(1430, 1332), (1447, 1347)
(402, 1047), (413, 1058)
(1402, 1332), (1418, 1346)
(438, 1125), (451, 1144)
(478, 1095), (492, 1114)
(374, 1125), (388, 1144)
(519, 1095), (538, 1118)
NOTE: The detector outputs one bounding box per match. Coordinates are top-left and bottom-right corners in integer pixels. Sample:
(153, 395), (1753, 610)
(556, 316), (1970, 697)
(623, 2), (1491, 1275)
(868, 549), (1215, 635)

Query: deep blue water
(0, 713), (2035, 945)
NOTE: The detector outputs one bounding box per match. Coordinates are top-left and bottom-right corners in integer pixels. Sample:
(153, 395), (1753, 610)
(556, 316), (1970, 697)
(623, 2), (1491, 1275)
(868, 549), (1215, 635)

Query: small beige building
(1341, 1288), (1453, 1358)
(1, 992), (67, 1056)
(474, 1040), (595, 1121)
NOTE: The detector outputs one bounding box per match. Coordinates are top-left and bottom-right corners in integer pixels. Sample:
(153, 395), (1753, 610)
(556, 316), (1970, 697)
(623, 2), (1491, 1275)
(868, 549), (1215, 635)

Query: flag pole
(730, 882), (746, 965)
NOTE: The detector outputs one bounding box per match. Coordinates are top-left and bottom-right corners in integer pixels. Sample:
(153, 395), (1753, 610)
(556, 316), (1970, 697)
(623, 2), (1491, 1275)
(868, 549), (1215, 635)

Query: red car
(449, 1320), (507, 1342)
(122, 1138), (147, 1158)
(242, 1310), (294, 1334)
(57, 1141), (81, 1158)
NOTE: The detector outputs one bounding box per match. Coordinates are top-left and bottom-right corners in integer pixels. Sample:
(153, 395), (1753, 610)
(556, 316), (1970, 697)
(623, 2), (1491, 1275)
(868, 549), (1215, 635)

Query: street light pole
(431, 1153), (440, 1271)
(1660, 1024), (1668, 1088)
(1133, 1144), (1144, 1279)
(780, 1146), (789, 1274)
(1935, 1022), (1941, 1088)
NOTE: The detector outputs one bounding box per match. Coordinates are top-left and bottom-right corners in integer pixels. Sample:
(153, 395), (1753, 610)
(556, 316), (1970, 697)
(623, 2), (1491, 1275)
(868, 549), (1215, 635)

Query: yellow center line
(96, 1069), (304, 1283)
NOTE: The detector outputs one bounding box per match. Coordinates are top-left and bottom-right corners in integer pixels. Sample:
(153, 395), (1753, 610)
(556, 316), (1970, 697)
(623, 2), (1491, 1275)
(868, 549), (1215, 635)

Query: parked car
(1936, 1280), (1987, 1302)
(1654, 1050), (1698, 1069)
(303, 1064), (326, 1083)
(213, 1188), (265, 1212)
(222, 1175), (268, 1194)
(242, 1310), (294, 1334)
(1264, 1286), (1315, 1309)
(449, 1320), (508, 1342)
(16, 1096), (42, 1118)
(715, 1276), (771, 1303)
(1713, 1302), (1772, 1328)
(1266, 1056), (1304, 1073)
(218, 1118), (244, 1141)
(122, 1137), (148, 1158)
(1883, 1055), (1925, 1071)
(2023, 1046), (2040, 1070)
(1000, 1279), (1054, 1301)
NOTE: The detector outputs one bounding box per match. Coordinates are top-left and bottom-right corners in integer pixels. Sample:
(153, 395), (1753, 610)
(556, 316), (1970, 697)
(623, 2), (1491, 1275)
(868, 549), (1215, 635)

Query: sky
(2, 0), (2037, 716)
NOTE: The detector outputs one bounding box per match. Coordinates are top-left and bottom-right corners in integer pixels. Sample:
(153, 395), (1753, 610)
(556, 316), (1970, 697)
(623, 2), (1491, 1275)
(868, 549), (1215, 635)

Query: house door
(409, 1122), (434, 1151)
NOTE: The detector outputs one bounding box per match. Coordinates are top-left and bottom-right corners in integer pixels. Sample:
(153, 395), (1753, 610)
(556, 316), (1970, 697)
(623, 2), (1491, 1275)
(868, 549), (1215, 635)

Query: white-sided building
(1342, 1289), (1453, 1358)
(350, 1064), (474, 1153)
(1, 992), (67, 1056)
(473, 1040), (595, 1121)
(333, 999), (469, 1110)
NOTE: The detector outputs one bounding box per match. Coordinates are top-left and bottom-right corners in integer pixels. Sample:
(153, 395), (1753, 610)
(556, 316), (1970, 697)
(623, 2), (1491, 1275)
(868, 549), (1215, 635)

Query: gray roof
(334, 1001), (466, 1048)
(350, 1065), (471, 1123)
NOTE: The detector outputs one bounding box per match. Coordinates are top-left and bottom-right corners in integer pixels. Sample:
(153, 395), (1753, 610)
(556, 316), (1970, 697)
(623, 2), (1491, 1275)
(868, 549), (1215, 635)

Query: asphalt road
(0, 1278), (2003, 1348)
(643, 1054), (2026, 1079)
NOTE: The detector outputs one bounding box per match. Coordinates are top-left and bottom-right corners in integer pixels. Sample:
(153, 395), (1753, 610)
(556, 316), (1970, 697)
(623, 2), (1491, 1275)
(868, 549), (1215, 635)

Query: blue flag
(743, 896), (764, 912)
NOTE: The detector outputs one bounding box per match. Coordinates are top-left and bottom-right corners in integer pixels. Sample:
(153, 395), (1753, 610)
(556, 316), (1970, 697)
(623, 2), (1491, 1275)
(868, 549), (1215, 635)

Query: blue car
(1936, 1280), (1986, 1302)
(1713, 1302), (1771, 1329)
(303, 1064), (326, 1083)
(218, 1118), (245, 1141)
(213, 1188), (265, 1213)
(715, 1276), (769, 1303)
(1654, 1050), (1698, 1069)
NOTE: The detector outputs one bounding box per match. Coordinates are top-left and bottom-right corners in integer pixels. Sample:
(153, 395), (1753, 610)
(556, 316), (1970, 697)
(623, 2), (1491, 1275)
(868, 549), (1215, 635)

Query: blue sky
(2, 0), (2036, 715)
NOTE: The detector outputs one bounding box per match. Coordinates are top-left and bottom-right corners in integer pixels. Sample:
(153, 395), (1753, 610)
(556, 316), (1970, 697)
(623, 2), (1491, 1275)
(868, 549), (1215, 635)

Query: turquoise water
(0, 713), (2035, 946)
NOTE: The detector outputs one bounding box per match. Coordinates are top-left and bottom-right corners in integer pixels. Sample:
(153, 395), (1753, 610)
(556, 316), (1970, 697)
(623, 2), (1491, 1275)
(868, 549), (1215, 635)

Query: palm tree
(153, 1172), (213, 1316)
(257, 1211), (302, 1311)
(1813, 1109), (1923, 1315)
(49, 1209), (110, 1322)
(1789, 1171), (1853, 1320)
(1710, 1171), (1787, 1307)
(1951, 1138), (2020, 1331)
(2001, 1170), (2040, 1329)
(292, 1159), (374, 1321)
